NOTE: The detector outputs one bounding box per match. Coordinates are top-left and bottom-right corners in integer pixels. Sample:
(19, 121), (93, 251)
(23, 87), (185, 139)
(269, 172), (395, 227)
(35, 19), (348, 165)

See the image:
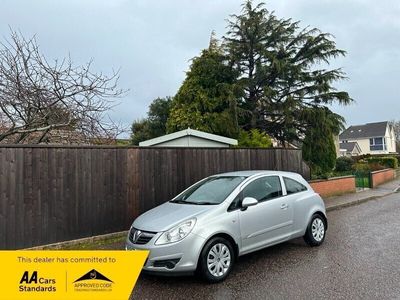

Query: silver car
(126, 171), (327, 282)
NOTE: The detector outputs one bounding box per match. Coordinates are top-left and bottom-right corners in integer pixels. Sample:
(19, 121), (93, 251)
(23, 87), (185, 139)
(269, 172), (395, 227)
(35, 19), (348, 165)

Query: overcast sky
(1, 0), (399, 136)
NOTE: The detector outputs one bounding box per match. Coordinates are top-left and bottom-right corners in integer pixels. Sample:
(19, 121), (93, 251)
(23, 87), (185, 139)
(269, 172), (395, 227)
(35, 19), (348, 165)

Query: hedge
(335, 157), (354, 172)
(366, 157), (398, 169)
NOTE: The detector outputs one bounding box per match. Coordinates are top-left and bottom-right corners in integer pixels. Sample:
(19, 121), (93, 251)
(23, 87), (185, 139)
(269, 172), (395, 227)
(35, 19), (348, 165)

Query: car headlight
(155, 218), (196, 245)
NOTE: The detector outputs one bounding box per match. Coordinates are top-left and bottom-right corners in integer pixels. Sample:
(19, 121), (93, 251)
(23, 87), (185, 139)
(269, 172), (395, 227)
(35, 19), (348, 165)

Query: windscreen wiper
(189, 201), (218, 205)
(170, 200), (217, 205)
(170, 199), (190, 204)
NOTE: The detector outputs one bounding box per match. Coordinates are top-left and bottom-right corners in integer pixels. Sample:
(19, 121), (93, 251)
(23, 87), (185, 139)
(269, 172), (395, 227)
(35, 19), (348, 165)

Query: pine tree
(302, 107), (344, 175)
(166, 35), (241, 138)
(225, 1), (352, 144)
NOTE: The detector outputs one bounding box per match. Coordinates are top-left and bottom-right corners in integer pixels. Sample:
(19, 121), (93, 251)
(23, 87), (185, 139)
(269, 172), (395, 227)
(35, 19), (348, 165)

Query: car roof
(212, 170), (301, 178)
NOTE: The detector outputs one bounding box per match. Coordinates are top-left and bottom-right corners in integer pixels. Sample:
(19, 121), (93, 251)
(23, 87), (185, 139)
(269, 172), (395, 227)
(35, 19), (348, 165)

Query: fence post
(368, 171), (373, 188)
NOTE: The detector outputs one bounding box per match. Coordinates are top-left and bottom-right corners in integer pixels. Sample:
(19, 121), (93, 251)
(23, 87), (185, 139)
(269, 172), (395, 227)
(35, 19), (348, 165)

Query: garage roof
(139, 128), (238, 147)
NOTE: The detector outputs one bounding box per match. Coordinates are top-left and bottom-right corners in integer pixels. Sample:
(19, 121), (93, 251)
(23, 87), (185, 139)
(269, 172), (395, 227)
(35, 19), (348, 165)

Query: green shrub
(353, 163), (371, 172)
(366, 157), (398, 169)
(237, 129), (272, 148)
(368, 162), (385, 172)
(335, 157), (354, 172)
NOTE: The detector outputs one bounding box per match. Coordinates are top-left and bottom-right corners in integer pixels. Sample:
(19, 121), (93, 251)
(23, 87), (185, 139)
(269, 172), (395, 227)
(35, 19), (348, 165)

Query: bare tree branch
(0, 30), (126, 144)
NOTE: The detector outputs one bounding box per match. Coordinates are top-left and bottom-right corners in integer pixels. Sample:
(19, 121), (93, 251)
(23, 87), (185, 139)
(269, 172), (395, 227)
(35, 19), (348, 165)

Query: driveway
(130, 192), (400, 299)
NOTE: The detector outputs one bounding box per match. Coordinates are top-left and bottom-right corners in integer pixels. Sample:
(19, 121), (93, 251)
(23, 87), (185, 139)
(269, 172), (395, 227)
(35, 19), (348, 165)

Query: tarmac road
(131, 192), (400, 300)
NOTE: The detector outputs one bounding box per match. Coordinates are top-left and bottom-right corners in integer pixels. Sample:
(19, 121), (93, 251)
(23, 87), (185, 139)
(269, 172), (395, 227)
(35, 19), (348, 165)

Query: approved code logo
(73, 269), (113, 292)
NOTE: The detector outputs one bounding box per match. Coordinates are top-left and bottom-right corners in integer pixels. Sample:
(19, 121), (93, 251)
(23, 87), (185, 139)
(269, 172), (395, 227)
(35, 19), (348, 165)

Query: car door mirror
(241, 197), (258, 210)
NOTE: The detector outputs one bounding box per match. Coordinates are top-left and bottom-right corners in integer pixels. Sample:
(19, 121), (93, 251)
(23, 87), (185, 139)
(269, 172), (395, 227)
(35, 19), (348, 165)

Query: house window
(370, 137), (386, 151)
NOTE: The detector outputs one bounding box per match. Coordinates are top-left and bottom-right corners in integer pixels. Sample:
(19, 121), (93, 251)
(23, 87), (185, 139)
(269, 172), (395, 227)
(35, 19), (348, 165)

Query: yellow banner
(0, 250), (148, 300)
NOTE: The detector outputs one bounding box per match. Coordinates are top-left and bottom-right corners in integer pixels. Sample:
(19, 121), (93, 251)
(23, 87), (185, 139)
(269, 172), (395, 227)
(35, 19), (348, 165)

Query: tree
(0, 31), (125, 144)
(167, 34), (241, 138)
(224, 1), (352, 145)
(131, 97), (172, 145)
(131, 119), (151, 146)
(302, 107), (343, 175)
(148, 97), (172, 134)
(238, 129), (272, 148)
(390, 120), (400, 152)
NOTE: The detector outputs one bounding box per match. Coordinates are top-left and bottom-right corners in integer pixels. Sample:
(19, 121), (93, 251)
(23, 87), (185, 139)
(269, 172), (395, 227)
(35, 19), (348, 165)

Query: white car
(126, 171), (327, 282)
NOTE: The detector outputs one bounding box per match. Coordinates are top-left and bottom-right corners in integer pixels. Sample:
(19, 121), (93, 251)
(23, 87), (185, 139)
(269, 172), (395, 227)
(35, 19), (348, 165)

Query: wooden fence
(0, 146), (310, 249)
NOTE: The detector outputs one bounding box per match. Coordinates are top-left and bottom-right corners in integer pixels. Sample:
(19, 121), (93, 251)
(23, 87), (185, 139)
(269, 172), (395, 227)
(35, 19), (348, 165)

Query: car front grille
(129, 228), (157, 245)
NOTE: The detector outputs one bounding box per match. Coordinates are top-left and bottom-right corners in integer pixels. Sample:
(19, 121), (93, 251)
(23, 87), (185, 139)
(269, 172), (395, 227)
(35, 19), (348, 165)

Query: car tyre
(197, 237), (235, 283)
(304, 214), (326, 247)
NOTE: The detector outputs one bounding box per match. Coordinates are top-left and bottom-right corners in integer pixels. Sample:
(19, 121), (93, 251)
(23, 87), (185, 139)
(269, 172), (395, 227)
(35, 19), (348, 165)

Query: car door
(239, 175), (294, 254)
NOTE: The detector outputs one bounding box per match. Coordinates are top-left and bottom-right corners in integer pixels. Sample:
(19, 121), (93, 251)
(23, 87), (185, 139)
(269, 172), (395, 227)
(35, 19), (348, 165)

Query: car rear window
(283, 177), (307, 195)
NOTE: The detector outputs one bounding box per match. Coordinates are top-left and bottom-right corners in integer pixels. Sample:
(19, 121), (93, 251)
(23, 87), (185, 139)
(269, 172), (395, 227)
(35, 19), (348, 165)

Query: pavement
(131, 190), (400, 300)
(324, 178), (400, 211)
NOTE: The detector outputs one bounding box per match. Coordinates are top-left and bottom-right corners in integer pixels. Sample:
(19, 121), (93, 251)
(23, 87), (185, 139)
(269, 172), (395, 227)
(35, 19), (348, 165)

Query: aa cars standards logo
(73, 269), (113, 292)
(19, 271), (57, 293)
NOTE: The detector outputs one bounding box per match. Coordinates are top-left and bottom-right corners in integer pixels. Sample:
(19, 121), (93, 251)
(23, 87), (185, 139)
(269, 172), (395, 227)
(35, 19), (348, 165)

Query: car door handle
(280, 203), (289, 210)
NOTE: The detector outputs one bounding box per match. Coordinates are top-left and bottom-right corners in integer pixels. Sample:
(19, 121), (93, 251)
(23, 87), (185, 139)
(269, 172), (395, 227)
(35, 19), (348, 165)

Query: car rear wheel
(304, 214), (326, 246)
(198, 237), (234, 283)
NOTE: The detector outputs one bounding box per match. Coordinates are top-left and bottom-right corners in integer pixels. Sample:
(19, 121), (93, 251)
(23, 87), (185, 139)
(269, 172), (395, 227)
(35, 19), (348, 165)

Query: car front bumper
(125, 230), (206, 273)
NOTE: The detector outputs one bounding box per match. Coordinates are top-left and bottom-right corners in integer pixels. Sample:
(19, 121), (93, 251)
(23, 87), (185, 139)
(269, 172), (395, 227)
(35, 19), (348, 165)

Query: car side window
(283, 177), (307, 195)
(228, 193), (242, 211)
(242, 176), (282, 202)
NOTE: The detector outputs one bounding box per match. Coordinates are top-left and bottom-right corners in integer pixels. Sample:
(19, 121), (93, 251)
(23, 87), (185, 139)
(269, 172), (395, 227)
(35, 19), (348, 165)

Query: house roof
(340, 142), (361, 153)
(339, 121), (389, 140)
(139, 128), (238, 147)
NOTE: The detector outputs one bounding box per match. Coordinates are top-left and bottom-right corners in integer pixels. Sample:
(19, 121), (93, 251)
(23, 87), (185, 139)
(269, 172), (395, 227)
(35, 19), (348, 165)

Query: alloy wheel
(207, 243), (231, 277)
(311, 218), (325, 242)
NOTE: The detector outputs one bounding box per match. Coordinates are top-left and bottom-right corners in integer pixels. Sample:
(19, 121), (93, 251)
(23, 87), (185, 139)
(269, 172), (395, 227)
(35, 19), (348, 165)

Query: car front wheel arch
(196, 235), (237, 282)
(206, 233), (239, 258)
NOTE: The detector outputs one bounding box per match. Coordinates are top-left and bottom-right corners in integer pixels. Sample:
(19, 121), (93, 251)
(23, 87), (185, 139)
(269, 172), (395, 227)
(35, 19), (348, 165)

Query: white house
(339, 121), (397, 156)
(139, 128), (238, 148)
(339, 142), (362, 157)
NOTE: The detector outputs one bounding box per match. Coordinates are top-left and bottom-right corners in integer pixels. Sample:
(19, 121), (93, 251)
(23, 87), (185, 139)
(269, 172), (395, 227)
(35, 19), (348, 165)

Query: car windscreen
(171, 176), (247, 205)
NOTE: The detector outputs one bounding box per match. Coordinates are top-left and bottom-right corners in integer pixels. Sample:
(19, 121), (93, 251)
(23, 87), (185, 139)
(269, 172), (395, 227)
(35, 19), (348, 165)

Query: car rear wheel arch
(313, 211), (328, 231)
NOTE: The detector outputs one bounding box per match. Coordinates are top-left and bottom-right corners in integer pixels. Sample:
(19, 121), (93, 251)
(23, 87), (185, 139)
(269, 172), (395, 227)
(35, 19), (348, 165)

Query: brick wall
(309, 176), (356, 198)
(371, 169), (395, 188)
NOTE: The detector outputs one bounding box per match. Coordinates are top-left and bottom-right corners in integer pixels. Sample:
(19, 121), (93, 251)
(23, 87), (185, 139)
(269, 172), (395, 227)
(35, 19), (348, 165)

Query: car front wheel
(198, 237), (234, 283)
(304, 214), (326, 246)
